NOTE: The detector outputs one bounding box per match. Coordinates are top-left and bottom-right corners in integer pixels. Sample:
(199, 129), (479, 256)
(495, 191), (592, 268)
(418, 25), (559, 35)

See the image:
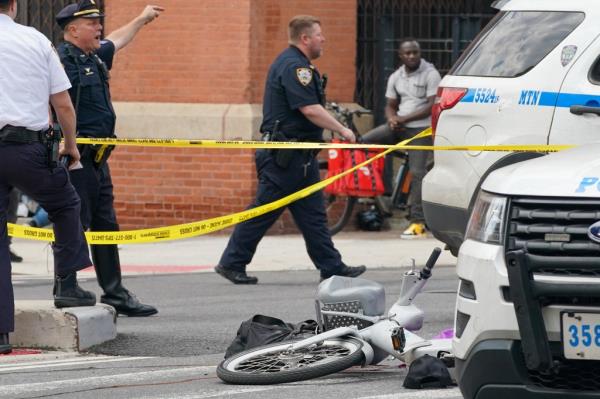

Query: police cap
(56, 0), (104, 29)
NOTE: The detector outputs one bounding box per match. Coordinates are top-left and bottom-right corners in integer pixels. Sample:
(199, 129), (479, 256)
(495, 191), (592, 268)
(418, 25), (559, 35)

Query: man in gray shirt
(362, 39), (441, 239)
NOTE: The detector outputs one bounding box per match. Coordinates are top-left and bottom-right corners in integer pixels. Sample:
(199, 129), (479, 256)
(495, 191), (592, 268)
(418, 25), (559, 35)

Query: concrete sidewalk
(10, 230), (456, 278)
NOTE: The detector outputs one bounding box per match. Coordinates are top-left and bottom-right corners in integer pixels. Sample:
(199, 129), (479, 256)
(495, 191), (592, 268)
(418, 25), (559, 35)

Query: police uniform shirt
(58, 40), (116, 138)
(260, 46), (324, 140)
(385, 59), (441, 128)
(0, 14), (71, 131)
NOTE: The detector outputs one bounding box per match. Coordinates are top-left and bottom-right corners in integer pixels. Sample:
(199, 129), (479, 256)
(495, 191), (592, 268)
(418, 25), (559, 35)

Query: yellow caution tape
(9, 129), (432, 244)
(75, 136), (573, 153)
(11, 128), (575, 244)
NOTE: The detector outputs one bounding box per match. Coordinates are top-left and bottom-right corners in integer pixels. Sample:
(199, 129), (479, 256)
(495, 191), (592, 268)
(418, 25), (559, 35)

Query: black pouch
(403, 355), (455, 389)
(224, 314), (318, 358)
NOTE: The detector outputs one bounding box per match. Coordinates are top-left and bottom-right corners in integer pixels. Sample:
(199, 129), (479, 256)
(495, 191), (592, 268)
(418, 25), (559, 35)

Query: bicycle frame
(290, 248), (452, 366)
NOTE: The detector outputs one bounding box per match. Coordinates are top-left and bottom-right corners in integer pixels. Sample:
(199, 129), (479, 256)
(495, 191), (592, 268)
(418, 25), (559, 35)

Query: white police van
(422, 0), (600, 255)
(454, 144), (600, 398)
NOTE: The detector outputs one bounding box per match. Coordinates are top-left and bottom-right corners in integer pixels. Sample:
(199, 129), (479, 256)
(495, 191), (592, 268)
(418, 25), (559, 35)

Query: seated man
(362, 39), (441, 239)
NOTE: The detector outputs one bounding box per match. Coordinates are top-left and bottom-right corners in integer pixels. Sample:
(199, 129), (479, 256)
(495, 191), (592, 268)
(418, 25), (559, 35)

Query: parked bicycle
(319, 102), (412, 235)
(217, 247), (452, 385)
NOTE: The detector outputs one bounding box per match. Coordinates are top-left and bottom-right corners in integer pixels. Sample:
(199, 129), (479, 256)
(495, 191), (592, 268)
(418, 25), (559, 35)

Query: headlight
(465, 191), (507, 245)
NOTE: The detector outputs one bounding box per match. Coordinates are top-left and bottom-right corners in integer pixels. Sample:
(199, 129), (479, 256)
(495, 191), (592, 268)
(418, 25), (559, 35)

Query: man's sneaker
(401, 223), (427, 239)
(54, 273), (96, 308)
(214, 264), (258, 285)
(320, 265), (367, 282)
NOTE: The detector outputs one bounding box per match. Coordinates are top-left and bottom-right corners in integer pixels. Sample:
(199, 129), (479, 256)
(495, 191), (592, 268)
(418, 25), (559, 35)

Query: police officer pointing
(215, 15), (366, 284)
(55, 0), (164, 316)
(0, 0), (94, 354)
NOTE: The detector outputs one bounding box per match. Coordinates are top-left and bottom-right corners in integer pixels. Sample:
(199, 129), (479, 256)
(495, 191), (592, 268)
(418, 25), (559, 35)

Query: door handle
(570, 105), (600, 116)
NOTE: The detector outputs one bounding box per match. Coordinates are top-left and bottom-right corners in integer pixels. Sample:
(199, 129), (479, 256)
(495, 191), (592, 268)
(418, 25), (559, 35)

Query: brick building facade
(103, 0), (357, 232)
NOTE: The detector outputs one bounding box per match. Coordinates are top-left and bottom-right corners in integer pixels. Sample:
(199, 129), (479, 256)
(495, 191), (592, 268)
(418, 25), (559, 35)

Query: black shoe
(0, 333), (11, 355)
(214, 264), (258, 285)
(9, 250), (22, 263)
(320, 265), (367, 282)
(101, 290), (158, 317)
(54, 273), (96, 308)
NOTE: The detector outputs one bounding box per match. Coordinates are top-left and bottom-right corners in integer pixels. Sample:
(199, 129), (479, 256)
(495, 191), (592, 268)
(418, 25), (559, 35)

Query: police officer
(0, 0), (95, 354)
(55, 1), (164, 316)
(215, 15), (366, 285)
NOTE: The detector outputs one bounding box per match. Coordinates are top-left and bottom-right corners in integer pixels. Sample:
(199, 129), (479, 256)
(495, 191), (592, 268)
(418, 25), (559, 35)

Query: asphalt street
(2, 266), (463, 399)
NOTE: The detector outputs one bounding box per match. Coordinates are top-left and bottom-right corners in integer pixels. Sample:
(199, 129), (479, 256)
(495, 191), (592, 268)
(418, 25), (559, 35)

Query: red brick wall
(104, 0), (357, 232)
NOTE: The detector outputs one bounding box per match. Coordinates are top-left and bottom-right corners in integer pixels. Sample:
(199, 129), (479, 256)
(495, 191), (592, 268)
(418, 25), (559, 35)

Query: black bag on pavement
(224, 314), (319, 358)
(403, 355), (454, 389)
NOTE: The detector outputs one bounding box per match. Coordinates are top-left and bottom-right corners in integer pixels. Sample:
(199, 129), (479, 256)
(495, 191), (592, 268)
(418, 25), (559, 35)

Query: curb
(11, 301), (117, 351)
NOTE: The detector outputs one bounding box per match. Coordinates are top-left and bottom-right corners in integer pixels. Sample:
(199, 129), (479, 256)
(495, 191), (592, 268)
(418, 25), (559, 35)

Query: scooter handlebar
(420, 247), (442, 279)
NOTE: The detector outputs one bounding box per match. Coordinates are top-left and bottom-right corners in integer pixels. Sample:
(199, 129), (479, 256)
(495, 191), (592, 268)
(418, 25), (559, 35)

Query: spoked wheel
(217, 337), (365, 385)
(325, 194), (356, 236)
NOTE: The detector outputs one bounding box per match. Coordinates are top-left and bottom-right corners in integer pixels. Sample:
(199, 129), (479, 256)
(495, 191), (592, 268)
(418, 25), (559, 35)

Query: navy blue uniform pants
(219, 149), (345, 277)
(0, 143), (92, 333)
(69, 159), (123, 297)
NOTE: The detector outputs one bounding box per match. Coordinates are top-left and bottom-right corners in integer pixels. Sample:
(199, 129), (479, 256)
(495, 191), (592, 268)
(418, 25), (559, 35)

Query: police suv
(455, 144), (600, 398)
(422, 0), (600, 255)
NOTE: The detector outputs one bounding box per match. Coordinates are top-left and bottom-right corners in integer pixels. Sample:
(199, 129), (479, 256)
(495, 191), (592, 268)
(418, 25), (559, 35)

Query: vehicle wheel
(217, 337), (365, 385)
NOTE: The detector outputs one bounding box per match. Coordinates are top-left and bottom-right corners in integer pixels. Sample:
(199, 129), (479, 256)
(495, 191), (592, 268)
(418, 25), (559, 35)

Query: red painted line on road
(81, 265), (214, 273)
(1, 349), (43, 356)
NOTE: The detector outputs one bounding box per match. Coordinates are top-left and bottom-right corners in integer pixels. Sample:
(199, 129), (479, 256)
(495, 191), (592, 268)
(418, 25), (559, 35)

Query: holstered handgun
(46, 124), (62, 168)
(269, 120), (297, 169)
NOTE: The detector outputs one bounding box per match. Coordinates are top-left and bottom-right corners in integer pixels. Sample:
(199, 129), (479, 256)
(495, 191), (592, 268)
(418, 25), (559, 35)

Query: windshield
(452, 11), (585, 78)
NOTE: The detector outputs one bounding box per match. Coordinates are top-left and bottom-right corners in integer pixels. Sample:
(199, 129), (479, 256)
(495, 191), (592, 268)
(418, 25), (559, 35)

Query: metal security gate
(356, 0), (496, 123)
(15, 0), (104, 44)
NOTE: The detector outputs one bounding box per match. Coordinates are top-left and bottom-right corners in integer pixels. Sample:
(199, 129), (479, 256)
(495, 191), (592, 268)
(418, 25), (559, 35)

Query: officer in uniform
(0, 0), (94, 354)
(215, 15), (367, 285)
(55, 0), (164, 316)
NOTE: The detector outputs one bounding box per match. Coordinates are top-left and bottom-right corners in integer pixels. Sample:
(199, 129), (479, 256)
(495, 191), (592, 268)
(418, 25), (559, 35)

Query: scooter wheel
(217, 337), (365, 385)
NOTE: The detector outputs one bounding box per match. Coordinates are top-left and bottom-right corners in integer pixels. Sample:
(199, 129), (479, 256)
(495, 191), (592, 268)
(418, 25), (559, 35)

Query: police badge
(561, 45), (577, 67)
(296, 68), (313, 86)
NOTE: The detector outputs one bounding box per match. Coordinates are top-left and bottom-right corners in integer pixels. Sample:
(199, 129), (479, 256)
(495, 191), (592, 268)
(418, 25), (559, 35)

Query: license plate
(562, 312), (600, 360)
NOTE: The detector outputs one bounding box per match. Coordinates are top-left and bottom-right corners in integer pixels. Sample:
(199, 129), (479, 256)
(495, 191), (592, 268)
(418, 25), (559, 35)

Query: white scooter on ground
(218, 247), (452, 385)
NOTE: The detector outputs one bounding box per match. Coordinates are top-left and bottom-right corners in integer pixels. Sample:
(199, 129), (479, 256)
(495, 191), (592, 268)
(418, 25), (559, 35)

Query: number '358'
(568, 324), (600, 347)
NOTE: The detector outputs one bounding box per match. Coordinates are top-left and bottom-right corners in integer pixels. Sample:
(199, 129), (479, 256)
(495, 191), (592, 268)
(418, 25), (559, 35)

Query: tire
(217, 337), (365, 385)
(318, 158), (356, 235)
(326, 195), (356, 235)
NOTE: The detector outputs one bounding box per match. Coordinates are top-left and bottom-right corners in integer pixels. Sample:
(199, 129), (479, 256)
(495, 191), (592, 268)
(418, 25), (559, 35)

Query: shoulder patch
(296, 68), (313, 86)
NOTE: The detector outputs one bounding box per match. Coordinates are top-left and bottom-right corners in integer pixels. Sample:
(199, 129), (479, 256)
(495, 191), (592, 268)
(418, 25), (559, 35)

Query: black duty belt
(0, 126), (46, 143)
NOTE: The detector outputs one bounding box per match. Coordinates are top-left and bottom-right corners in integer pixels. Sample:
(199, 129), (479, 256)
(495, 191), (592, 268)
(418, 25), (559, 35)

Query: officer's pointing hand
(140, 5), (165, 24)
(340, 127), (356, 143)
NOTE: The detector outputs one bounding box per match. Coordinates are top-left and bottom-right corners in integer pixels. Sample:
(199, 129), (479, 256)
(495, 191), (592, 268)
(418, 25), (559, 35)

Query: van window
(452, 11), (584, 78)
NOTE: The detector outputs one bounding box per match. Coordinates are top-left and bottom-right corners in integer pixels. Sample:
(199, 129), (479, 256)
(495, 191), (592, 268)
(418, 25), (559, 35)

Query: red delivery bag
(324, 139), (347, 195)
(343, 148), (385, 197)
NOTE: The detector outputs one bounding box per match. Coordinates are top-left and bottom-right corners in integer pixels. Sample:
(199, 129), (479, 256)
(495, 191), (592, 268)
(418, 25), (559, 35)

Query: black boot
(92, 245), (157, 317)
(320, 265), (367, 282)
(215, 264), (258, 284)
(9, 249), (22, 263)
(54, 272), (96, 308)
(0, 333), (11, 355)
